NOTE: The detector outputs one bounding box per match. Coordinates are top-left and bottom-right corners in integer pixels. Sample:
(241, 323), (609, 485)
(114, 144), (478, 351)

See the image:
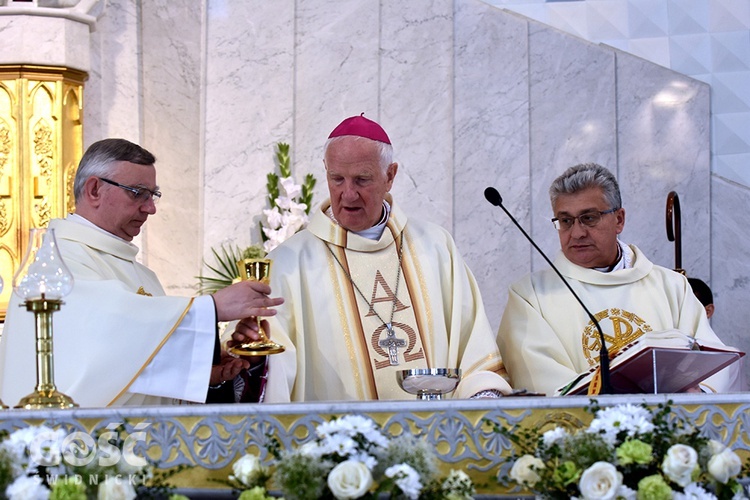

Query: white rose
(6, 475), (49, 500)
(708, 448), (742, 484)
(662, 444), (698, 487)
(578, 462), (622, 500)
(509, 454), (545, 486)
(327, 460), (373, 500)
(231, 454), (266, 486)
(97, 476), (136, 500)
(706, 440), (726, 456)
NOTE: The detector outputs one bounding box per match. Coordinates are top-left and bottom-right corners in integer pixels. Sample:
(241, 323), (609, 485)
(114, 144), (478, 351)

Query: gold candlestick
(228, 258), (285, 356)
(13, 227), (78, 409)
(15, 296), (77, 409)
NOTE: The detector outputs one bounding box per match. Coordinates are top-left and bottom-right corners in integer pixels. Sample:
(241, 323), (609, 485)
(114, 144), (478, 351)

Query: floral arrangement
(197, 142), (315, 293)
(260, 142), (316, 254)
(494, 400), (750, 500)
(227, 414), (475, 500)
(0, 424), (180, 500)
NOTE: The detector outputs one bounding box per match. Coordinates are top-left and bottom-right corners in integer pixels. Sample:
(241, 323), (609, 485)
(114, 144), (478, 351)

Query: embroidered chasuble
(0, 217), (215, 407)
(498, 244), (740, 396)
(264, 196), (511, 402)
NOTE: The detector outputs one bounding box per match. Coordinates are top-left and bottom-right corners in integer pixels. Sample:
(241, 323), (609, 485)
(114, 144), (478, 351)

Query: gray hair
(73, 138), (156, 202)
(323, 135), (394, 172)
(549, 163), (622, 211)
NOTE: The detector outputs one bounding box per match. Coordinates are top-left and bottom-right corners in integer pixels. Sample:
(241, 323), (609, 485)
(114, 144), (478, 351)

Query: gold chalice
(228, 258), (285, 356)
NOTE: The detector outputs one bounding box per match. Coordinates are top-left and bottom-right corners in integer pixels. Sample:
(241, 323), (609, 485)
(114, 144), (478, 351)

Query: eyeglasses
(551, 208), (617, 231)
(99, 177), (161, 204)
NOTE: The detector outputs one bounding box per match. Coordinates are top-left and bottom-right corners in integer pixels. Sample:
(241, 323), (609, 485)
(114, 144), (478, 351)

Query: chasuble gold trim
(108, 297), (196, 406)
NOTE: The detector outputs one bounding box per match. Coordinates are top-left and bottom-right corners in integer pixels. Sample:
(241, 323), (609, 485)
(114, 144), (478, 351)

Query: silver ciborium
(397, 368), (461, 400)
(228, 258), (285, 356)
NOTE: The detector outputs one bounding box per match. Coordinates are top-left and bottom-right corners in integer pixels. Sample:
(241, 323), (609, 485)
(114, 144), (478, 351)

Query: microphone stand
(484, 187), (613, 395)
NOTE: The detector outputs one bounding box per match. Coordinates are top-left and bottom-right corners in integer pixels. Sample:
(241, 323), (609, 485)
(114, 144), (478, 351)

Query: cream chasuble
(0, 216), (215, 407)
(264, 196), (511, 402)
(498, 244), (740, 396)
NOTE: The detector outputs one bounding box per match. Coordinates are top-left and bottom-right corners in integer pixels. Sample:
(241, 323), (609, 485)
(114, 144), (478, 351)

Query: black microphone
(484, 186), (613, 395)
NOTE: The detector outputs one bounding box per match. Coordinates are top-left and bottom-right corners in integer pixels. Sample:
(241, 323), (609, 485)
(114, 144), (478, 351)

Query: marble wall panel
(140, 1), (203, 295)
(710, 177), (750, 390)
(203, 1), (296, 254)
(293, 0), (381, 206)
(454, 2), (530, 327)
(84, 0), (141, 145)
(379, 0), (453, 230)
(528, 22), (617, 270)
(616, 52), (711, 275)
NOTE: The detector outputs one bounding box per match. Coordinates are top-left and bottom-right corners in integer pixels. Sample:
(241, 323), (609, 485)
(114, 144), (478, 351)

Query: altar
(1, 393), (748, 498)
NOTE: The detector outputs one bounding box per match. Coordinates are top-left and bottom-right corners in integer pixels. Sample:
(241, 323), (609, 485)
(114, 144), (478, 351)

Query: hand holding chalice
(228, 258), (286, 356)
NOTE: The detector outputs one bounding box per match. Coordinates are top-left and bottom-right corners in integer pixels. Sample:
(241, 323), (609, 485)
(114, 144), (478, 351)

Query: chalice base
(397, 368), (461, 400)
(16, 389), (78, 410)
(229, 340), (286, 357)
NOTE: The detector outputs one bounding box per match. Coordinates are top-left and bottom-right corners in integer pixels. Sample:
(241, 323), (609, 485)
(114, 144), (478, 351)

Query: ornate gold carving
(0, 121), (11, 236)
(0, 65), (86, 320)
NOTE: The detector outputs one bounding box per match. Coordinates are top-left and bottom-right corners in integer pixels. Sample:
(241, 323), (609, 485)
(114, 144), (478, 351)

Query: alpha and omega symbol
(363, 270), (424, 369)
(582, 308), (653, 366)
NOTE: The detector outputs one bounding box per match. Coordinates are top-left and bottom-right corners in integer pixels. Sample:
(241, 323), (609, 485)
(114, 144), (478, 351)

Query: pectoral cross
(379, 323), (406, 366)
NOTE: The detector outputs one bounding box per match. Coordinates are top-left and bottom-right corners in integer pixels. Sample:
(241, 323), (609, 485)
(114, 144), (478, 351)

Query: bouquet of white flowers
(0, 424), (180, 500)
(494, 400), (750, 500)
(260, 142), (315, 254)
(228, 414), (475, 500)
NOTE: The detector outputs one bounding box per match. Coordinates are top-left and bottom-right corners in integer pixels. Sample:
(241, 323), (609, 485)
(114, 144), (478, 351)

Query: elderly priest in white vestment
(0, 139), (283, 407)
(497, 163), (740, 396)
(233, 114), (512, 401)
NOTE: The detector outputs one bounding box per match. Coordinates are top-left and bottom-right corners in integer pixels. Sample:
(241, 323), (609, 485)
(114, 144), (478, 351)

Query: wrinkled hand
(210, 351), (250, 386)
(212, 280), (284, 322)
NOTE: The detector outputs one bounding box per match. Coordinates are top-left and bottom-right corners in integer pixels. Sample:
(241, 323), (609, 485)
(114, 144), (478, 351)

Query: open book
(556, 330), (744, 396)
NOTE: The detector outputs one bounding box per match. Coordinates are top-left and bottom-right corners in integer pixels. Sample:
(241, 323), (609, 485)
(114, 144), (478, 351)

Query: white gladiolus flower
(508, 454), (544, 486)
(662, 444), (699, 487)
(279, 176), (303, 199)
(578, 462), (622, 500)
(263, 207), (283, 229)
(230, 454), (267, 486)
(327, 460), (373, 500)
(6, 475), (49, 500)
(385, 463), (423, 500)
(96, 476), (137, 500)
(708, 448), (742, 484)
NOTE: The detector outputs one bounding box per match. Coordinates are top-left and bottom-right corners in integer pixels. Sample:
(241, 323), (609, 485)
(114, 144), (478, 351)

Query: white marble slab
(710, 176), (750, 390)
(203, 0), (295, 256)
(616, 52), (711, 275)
(454, 2), (530, 328)
(138, 2), (204, 295)
(0, 14), (90, 71)
(528, 21), (618, 270)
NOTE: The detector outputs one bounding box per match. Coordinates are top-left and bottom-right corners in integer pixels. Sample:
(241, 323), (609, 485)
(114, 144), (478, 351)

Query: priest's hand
(210, 351), (251, 386)
(212, 280), (284, 322)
